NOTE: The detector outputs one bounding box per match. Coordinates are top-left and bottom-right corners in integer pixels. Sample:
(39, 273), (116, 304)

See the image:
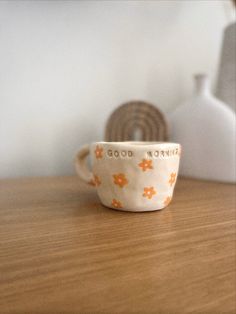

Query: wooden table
(0, 176), (235, 314)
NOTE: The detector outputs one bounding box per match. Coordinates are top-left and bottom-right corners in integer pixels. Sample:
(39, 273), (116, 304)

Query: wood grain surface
(0, 176), (235, 314)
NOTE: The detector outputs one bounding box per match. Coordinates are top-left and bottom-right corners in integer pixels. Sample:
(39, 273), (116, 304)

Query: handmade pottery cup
(75, 142), (181, 212)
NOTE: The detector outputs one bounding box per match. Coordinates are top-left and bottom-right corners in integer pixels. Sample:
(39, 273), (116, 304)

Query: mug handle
(75, 144), (95, 186)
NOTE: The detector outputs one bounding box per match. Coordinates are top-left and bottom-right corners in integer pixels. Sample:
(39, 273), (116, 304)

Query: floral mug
(75, 141), (181, 212)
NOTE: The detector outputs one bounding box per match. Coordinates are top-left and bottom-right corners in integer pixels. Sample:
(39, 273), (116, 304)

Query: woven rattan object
(105, 101), (168, 142)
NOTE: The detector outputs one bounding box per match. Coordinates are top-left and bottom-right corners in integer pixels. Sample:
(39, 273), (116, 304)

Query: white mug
(75, 141), (181, 212)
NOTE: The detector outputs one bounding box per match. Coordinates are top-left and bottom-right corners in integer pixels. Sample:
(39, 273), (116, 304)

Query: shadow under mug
(75, 141), (181, 212)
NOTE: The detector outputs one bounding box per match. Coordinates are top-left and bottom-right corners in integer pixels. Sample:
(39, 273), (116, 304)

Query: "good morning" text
(106, 148), (180, 158)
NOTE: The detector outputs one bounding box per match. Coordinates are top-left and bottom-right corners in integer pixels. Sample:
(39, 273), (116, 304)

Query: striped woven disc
(105, 101), (168, 142)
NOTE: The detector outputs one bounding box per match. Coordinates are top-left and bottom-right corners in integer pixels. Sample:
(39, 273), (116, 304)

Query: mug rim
(93, 141), (180, 147)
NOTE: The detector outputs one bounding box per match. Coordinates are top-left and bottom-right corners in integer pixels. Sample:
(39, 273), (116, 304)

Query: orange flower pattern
(94, 145), (103, 159)
(89, 174), (101, 186)
(113, 173), (128, 188)
(163, 196), (172, 207)
(138, 159), (153, 172)
(94, 174), (101, 186)
(143, 187), (156, 199)
(112, 199), (122, 209)
(89, 179), (96, 186)
(89, 149), (178, 207)
(168, 172), (176, 187)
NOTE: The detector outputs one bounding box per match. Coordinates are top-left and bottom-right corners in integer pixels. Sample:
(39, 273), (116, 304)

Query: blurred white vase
(216, 22), (236, 112)
(169, 74), (236, 183)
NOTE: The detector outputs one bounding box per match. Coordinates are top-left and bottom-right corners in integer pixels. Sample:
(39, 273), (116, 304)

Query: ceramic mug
(75, 141), (181, 212)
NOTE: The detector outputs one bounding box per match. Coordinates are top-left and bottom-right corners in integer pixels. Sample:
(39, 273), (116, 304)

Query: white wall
(0, 0), (234, 178)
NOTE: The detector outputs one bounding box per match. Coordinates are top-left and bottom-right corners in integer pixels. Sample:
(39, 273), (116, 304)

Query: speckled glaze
(75, 141), (181, 212)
